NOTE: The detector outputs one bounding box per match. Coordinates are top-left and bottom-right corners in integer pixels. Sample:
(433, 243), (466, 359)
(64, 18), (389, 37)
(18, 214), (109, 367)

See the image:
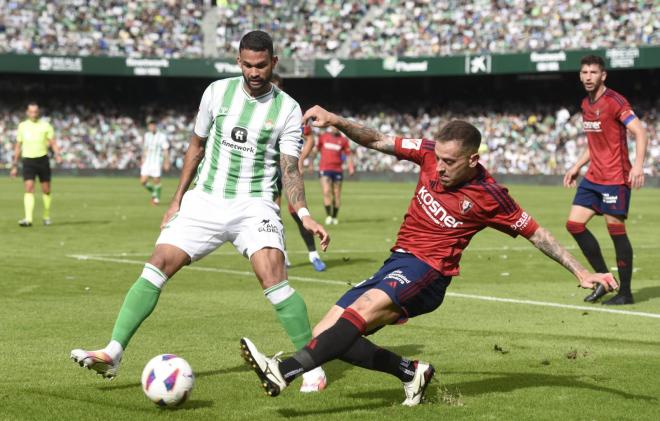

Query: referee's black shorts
(22, 155), (51, 182)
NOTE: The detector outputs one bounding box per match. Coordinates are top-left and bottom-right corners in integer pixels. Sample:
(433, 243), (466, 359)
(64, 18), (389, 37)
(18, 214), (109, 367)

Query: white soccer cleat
(300, 366), (327, 393)
(331, 218), (338, 225)
(402, 361), (435, 406)
(70, 349), (120, 380)
(240, 337), (287, 397)
(324, 216), (333, 225)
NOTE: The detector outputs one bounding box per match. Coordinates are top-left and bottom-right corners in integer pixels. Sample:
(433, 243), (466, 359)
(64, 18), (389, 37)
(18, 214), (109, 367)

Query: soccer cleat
(402, 361), (435, 406)
(18, 219), (32, 227)
(584, 283), (608, 303)
(70, 349), (120, 379)
(331, 218), (339, 225)
(324, 216), (332, 225)
(311, 257), (326, 272)
(602, 293), (634, 305)
(300, 367), (327, 393)
(240, 337), (287, 397)
(151, 197), (160, 205)
(43, 218), (52, 226)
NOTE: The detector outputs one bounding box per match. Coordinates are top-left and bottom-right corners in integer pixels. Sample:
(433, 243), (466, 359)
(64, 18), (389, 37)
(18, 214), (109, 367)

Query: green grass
(1, 177), (659, 420)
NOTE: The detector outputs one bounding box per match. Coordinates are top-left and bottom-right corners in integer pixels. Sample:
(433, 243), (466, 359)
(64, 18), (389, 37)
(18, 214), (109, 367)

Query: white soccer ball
(141, 354), (194, 407)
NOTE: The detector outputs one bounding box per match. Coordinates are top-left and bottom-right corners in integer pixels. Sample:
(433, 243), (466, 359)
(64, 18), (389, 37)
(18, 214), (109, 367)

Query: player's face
(434, 140), (479, 187)
(238, 49), (278, 95)
(579, 64), (606, 93)
(148, 123), (156, 132)
(26, 105), (39, 120)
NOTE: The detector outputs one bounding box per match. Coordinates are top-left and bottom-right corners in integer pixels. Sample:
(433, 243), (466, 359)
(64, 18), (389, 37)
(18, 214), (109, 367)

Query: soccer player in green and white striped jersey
(71, 31), (330, 392)
(140, 120), (170, 205)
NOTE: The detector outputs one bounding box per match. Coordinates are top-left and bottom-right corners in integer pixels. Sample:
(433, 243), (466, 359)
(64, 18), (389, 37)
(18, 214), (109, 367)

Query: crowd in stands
(1, 103), (658, 176)
(1, 1), (657, 59)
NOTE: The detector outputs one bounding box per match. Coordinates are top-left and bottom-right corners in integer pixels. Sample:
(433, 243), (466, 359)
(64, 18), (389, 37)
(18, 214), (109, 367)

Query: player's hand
(160, 203), (180, 230)
(579, 272), (618, 291)
(301, 216), (330, 251)
(55, 155), (62, 164)
(303, 105), (337, 129)
(348, 166), (355, 176)
(9, 166), (18, 178)
(628, 165), (645, 189)
(164, 163), (171, 173)
(563, 166), (579, 188)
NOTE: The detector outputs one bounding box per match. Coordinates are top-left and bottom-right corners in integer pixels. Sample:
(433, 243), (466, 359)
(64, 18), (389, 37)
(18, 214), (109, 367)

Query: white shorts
(140, 163), (162, 178)
(156, 189), (285, 261)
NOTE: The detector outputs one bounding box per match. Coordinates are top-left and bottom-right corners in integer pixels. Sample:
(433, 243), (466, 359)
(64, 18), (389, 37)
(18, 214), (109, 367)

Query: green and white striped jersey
(142, 131), (169, 167)
(193, 76), (304, 199)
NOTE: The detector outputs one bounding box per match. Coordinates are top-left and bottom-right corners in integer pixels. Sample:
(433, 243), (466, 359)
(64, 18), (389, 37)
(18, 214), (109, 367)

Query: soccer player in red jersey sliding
(240, 106), (618, 406)
(308, 126), (354, 224)
(564, 55), (648, 305)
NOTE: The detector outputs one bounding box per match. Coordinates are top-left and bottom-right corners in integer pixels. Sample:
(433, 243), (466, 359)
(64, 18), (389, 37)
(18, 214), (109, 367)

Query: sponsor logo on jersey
(384, 270), (411, 285)
(401, 138), (422, 150)
(510, 211), (531, 231)
(221, 139), (255, 153)
(231, 127), (248, 143)
(323, 143), (342, 151)
(258, 219), (280, 234)
(582, 120), (602, 132)
(602, 193), (618, 204)
(264, 120), (274, 130)
(416, 186), (464, 228)
(459, 197), (473, 214)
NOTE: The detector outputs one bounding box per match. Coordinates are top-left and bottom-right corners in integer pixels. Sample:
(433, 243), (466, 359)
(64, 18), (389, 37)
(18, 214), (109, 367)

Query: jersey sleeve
(342, 137), (351, 155)
(279, 103), (304, 158)
(615, 98), (636, 126)
(393, 137), (435, 165)
(45, 123), (54, 141)
(481, 184), (539, 238)
(303, 124), (312, 136)
(193, 83), (214, 138)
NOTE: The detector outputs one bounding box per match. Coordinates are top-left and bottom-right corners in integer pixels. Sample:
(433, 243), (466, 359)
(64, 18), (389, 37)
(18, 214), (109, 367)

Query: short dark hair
(239, 30), (274, 56)
(580, 55), (606, 71)
(436, 120), (481, 153)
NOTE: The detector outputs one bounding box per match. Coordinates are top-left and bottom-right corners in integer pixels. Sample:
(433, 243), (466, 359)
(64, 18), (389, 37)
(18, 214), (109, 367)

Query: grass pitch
(1, 177), (659, 420)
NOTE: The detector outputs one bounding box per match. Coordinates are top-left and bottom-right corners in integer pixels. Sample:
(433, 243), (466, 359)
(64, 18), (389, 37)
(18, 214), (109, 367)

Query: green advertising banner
(0, 46), (657, 78)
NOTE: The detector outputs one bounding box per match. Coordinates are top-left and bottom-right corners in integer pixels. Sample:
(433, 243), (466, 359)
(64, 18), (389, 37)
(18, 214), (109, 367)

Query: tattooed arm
(527, 226), (617, 290)
(302, 105), (396, 155)
(281, 153), (330, 250)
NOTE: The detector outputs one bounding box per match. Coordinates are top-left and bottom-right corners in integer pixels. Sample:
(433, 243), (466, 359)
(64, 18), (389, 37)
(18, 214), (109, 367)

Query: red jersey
(581, 88), (637, 185)
(392, 137), (539, 276)
(317, 132), (350, 172)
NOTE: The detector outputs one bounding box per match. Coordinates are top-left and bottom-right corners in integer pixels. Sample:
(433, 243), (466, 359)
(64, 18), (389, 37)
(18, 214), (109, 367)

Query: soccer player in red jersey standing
(564, 55), (648, 305)
(308, 127), (355, 224)
(240, 106), (618, 405)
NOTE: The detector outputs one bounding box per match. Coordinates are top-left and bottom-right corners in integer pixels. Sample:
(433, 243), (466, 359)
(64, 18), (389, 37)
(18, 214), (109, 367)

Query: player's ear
(468, 153), (479, 167)
(271, 55), (279, 68)
(601, 70), (607, 82)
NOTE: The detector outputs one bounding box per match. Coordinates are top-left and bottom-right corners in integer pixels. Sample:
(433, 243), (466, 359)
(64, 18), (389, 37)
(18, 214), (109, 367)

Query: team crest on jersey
(459, 197), (473, 214)
(264, 120), (274, 130)
(231, 126), (248, 143)
(595, 108), (600, 118)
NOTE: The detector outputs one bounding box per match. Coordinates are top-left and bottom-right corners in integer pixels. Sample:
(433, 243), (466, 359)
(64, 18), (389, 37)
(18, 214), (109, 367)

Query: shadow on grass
(288, 256), (376, 270)
(52, 220), (112, 226)
(97, 365), (246, 391)
(632, 285), (660, 303)
(441, 370), (657, 401)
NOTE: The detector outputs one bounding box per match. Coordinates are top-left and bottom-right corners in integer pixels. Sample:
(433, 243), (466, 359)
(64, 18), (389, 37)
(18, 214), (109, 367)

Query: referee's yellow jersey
(17, 119), (54, 158)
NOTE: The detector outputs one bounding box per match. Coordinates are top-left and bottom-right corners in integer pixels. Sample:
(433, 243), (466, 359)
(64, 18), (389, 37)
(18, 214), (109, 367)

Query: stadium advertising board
(0, 46), (657, 78)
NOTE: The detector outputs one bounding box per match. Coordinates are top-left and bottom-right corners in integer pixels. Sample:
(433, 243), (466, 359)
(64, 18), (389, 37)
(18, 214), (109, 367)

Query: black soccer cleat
(584, 283), (608, 303)
(602, 293), (634, 306)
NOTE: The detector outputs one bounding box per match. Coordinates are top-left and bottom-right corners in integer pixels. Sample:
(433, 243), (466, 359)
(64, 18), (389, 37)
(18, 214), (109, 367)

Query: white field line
(68, 243), (660, 258)
(67, 254), (660, 320)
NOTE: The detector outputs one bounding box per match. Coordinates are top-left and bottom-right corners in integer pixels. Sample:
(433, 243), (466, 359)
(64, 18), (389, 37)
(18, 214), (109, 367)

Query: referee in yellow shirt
(10, 103), (62, 227)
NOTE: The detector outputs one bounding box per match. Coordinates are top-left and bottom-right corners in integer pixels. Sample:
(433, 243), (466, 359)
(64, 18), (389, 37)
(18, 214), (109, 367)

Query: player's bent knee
(566, 220), (586, 234)
(148, 245), (190, 278)
(348, 289), (398, 326)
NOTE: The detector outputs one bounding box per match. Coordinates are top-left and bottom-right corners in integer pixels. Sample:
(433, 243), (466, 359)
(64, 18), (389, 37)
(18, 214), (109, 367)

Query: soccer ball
(141, 354), (195, 407)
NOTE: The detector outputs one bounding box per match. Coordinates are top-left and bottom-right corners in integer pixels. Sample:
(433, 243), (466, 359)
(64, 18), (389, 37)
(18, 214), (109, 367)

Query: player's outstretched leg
(71, 261), (170, 379)
(240, 337), (288, 396)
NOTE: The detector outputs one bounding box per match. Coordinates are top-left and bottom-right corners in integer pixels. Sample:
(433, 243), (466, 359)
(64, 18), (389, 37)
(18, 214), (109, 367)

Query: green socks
(24, 193), (35, 222)
(264, 281), (313, 350)
(42, 193), (51, 220)
(143, 182), (154, 193)
(153, 184), (162, 201)
(111, 265), (166, 348)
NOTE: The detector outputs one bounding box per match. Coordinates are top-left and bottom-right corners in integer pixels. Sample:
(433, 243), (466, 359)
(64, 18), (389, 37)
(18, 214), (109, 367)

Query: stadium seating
(1, 104), (658, 176)
(1, 1), (657, 59)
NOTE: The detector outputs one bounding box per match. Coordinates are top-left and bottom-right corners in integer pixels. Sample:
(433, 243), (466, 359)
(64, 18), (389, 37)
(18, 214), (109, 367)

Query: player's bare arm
(10, 141), (20, 177)
(281, 153), (330, 250)
(303, 105), (396, 155)
(299, 133), (314, 173)
(527, 226), (618, 290)
(163, 150), (171, 172)
(49, 137), (62, 163)
(563, 148), (590, 187)
(626, 118), (648, 189)
(160, 134), (206, 228)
